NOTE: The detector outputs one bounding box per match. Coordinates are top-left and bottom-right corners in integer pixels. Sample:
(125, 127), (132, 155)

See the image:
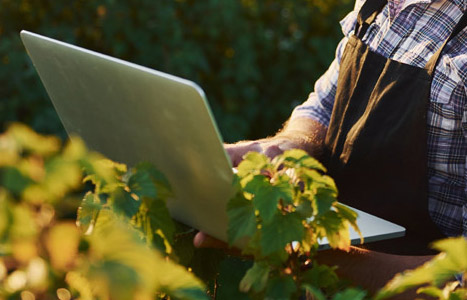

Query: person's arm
(225, 117), (327, 167)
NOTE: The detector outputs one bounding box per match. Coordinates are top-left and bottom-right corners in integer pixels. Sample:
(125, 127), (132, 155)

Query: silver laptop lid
(20, 30), (235, 242)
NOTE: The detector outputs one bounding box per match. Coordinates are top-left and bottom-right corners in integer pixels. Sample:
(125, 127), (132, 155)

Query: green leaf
(112, 187), (141, 218)
(282, 149), (326, 172)
(261, 212), (304, 256)
(449, 288), (467, 300)
(316, 210), (350, 251)
(77, 192), (102, 234)
(335, 203), (362, 243)
(431, 237), (467, 270)
(296, 196), (314, 218)
(265, 275), (297, 300)
(146, 197), (176, 245)
(169, 287), (209, 300)
(128, 169), (157, 199)
(88, 261), (139, 300)
(8, 123), (60, 156)
(227, 194), (257, 245)
(302, 263), (339, 290)
(1, 167), (32, 196)
(314, 187), (337, 217)
(237, 152), (270, 177)
(244, 175), (292, 223)
(239, 262), (270, 293)
(302, 284), (326, 300)
(375, 237), (467, 300)
(134, 162), (173, 197)
(416, 286), (442, 298)
(332, 288), (367, 300)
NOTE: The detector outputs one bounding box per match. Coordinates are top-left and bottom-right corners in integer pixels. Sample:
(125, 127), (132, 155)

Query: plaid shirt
(291, 0), (467, 237)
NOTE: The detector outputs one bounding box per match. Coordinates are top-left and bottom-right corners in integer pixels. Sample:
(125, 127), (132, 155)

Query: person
(194, 0), (466, 296)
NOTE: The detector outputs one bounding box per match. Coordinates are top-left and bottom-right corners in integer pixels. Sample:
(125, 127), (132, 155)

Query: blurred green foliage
(0, 124), (207, 300)
(0, 0), (353, 142)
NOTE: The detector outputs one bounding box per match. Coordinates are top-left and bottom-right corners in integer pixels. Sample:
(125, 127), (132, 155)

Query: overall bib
(324, 0), (467, 254)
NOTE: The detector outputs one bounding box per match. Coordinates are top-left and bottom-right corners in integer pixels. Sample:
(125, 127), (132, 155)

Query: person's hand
(225, 138), (293, 167)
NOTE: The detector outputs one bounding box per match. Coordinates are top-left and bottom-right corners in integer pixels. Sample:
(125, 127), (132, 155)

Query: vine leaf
(332, 288), (367, 300)
(316, 210), (350, 251)
(128, 169), (157, 199)
(77, 192), (102, 234)
(236, 151), (270, 177)
(313, 187), (337, 217)
(227, 194), (257, 246)
(265, 275), (297, 300)
(335, 203), (362, 243)
(244, 175), (293, 223)
(112, 187), (141, 218)
(282, 149), (326, 172)
(302, 263), (339, 290)
(302, 284), (326, 300)
(146, 197), (176, 245)
(261, 212), (304, 256)
(239, 262), (270, 293)
(375, 237), (467, 300)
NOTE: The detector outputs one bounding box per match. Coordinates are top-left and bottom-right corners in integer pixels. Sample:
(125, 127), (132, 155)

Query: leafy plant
(227, 150), (365, 299)
(375, 237), (467, 300)
(0, 123), (206, 300)
(1, 124), (465, 300)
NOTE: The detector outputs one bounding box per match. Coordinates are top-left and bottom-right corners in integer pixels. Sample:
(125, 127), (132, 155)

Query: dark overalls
(324, 0), (467, 254)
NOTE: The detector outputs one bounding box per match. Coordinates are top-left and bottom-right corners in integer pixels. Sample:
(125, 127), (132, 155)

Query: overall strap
(426, 12), (467, 76)
(355, 0), (388, 39)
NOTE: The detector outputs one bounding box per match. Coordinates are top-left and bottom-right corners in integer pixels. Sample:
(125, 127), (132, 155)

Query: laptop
(20, 30), (405, 248)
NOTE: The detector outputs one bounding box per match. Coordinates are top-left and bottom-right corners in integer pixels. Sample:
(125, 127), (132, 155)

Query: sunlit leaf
(11, 239), (37, 264)
(335, 203), (362, 243)
(316, 210), (350, 251)
(45, 222), (80, 271)
(66, 271), (93, 300)
(431, 237), (467, 270)
(8, 123), (60, 157)
(90, 210), (205, 297)
(63, 136), (87, 160)
(9, 204), (37, 239)
(375, 237), (467, 300)
(237, 152), (270, 177)
(282, 149), (326, 172)
(77, 192), (102, 234)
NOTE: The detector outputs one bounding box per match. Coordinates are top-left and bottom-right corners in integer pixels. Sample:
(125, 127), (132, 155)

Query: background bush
(0, 0), (353, 142)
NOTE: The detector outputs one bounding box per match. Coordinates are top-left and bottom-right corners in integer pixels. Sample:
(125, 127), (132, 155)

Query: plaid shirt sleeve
(290, 10), (358, 127)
